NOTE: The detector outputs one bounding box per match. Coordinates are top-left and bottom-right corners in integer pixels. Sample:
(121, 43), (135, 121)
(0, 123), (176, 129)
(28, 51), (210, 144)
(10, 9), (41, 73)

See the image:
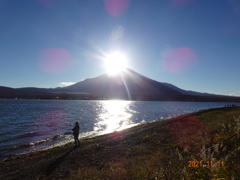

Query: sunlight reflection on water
(1, 100), (237, 160)
(94, 100), (135, 133)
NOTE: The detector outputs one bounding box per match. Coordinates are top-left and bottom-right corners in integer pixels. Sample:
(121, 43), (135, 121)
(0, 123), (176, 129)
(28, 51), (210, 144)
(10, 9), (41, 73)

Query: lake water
(0, 99), (239, 161)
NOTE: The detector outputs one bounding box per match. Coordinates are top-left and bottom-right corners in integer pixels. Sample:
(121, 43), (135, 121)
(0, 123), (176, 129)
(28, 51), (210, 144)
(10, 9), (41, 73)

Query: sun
(104, 51), (128, 76)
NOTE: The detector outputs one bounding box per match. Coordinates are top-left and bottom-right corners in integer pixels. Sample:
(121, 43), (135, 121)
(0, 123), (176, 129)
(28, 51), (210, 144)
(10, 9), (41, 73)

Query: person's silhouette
(72, 122), (80, 147)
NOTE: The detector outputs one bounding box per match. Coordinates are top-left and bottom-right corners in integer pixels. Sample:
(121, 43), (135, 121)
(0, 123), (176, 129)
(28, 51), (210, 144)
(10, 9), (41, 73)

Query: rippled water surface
(0, 99), (238, 160)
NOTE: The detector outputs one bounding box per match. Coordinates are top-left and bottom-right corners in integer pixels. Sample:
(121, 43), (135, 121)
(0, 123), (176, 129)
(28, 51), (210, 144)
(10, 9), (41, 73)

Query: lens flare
(36, 0), (59, 8)
(161, 47), (197, 74)
(39, 48), (71, 74)
(171, 0), (197, 7)
(104, 0), (131, 16)
(168, 116), (209, 153)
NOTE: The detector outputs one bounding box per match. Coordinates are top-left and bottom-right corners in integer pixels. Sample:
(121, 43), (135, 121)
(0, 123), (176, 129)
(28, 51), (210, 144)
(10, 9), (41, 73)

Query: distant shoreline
(1, 97), (240, 102)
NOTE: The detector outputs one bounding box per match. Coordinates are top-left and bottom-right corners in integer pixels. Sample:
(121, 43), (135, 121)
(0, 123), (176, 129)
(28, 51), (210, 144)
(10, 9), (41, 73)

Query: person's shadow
(45, 147), (77, 176)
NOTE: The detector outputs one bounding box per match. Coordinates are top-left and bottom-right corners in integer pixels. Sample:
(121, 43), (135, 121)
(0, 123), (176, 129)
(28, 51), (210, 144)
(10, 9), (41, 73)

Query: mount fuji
(0, 69), (239, 102)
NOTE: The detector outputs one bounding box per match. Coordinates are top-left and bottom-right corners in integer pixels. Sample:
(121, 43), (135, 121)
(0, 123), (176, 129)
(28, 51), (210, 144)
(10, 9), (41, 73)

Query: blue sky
(0, 0), (240, 96)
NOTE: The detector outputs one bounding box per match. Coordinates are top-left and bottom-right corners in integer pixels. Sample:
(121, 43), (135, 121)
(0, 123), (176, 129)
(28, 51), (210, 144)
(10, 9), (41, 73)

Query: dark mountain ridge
(1, 69), (240, 102)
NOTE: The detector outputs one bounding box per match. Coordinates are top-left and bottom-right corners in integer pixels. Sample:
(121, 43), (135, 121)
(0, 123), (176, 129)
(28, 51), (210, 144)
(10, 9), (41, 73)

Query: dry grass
(0, 107), (240, 180)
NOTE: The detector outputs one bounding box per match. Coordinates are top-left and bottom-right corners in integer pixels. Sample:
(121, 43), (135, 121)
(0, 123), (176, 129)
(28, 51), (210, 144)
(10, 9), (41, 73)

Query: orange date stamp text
(188, 160), (225, 168)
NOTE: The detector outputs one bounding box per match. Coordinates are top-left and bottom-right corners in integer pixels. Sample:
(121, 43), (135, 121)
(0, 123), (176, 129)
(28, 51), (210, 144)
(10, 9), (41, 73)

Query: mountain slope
(0, 86), (23, 98)
(62, 69), (183, 100)
(1, 69), (240, 101)
(61, 69), (237, 101)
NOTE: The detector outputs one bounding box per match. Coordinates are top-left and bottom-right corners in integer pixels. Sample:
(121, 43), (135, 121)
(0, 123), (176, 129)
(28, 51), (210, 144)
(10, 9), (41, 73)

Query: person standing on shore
(72, 122), (80, 147)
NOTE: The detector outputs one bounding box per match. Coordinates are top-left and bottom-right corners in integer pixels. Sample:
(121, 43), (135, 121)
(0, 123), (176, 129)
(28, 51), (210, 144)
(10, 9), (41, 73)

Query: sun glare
(104, 51), (128, 76)
(94, 100), (134, 133)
